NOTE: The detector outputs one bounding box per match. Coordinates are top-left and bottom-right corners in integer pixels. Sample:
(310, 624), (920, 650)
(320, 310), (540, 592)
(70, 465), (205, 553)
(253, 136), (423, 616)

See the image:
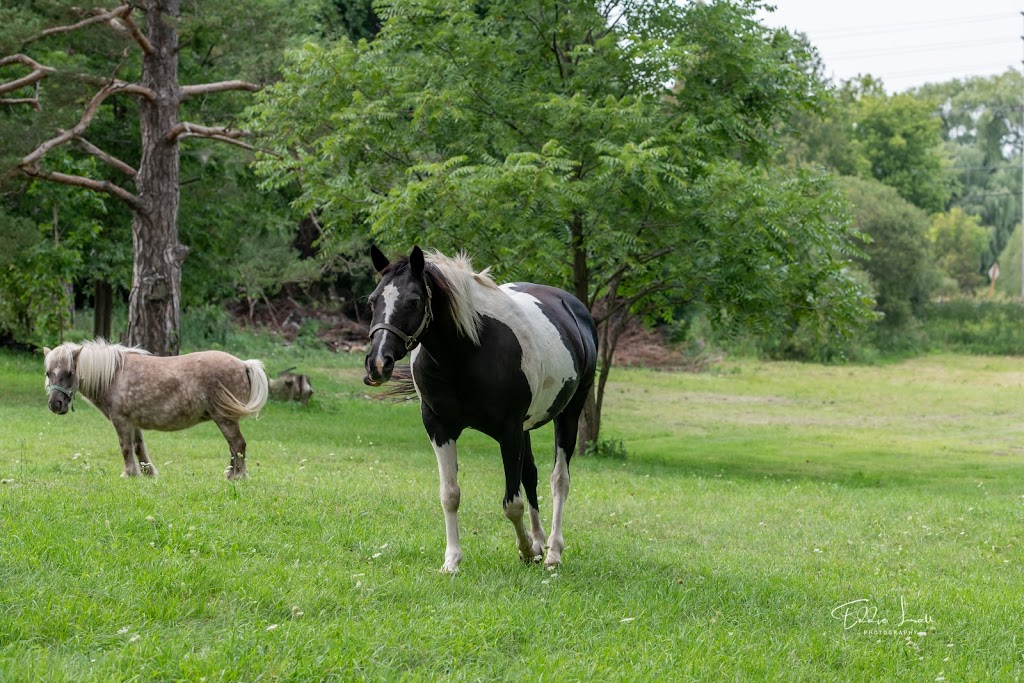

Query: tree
(250, 0), (872, 448)
(0, 2), (306, 354)
(840, 175), (938, 331)
(915, 71), (1023, 270)
(929, 208), (989, 294)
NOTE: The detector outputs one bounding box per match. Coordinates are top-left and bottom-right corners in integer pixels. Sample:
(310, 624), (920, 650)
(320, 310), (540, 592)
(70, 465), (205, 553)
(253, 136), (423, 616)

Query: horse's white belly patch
(497, 285), (576, 429)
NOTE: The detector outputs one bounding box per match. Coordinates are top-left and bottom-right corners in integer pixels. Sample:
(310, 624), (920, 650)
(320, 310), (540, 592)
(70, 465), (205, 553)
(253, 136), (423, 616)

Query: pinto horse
(43, 339), (268, 480)
(364, 246), (598, 573)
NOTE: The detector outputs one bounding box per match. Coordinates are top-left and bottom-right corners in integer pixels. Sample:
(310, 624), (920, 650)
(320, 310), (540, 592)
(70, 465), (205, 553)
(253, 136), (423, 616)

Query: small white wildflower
(620, 617), (635, 623)
(372, 552), (382, 559)
(917, 631), (927, 637)
(117, 626), (131, 635)
(128, 634), (141, 643)
(291, 606), (304, 618)
(266, 624), (278, 632)
(145, 516), (156, 523)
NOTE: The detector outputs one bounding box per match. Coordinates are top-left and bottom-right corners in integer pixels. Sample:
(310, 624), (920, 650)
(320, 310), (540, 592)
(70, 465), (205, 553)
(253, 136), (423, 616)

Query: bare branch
(0, 97), (41, 109)
(0, 54), (55, 98)
(113, 11), (155, 54)
(180, 80), (261, 100)
(20, 83), (123, 167)
(166, 122), (260, 152)
(72, 135), (137, 176)
(21, 166), (143, 212)
(73, 73), (156, 100)
(22, 4), (136, 47)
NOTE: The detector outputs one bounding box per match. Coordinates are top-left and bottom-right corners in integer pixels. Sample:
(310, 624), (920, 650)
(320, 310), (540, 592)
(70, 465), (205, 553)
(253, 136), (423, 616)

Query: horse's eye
(405, 299), (420, 309)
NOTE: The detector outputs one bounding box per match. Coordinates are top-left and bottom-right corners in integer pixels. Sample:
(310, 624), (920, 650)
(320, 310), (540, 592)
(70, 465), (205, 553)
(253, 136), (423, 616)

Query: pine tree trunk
(126, 0), (187, 356)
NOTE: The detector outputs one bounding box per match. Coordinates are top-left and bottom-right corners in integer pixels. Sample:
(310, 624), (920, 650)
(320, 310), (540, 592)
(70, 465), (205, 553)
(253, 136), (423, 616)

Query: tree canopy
(250, 0), (873, 440)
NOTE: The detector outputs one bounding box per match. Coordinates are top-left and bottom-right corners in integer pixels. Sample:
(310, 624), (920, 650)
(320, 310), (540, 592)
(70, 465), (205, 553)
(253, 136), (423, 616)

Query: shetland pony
(44, 339), (268, 480)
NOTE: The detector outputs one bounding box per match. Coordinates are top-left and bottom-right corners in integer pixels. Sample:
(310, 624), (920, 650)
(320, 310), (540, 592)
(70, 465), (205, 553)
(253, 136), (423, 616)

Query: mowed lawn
(1, 346), (1023, 681)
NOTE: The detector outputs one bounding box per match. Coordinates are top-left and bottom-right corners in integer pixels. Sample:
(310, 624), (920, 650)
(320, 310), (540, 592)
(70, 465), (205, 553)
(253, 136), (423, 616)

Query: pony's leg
(499, 427), (538, 563)
(521, 431), (547, 560)
(214, 418), (248, 480)
(134, 429), (158, 478)
(546, 392), (589, 567)
(114, 422), (140, 478)
(423, 407), (464, 573)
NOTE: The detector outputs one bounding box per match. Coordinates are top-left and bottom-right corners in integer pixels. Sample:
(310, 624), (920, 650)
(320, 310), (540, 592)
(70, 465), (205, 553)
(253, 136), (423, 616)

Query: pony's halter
(46, 383), (75, 412)
(369, 283), (434, 352)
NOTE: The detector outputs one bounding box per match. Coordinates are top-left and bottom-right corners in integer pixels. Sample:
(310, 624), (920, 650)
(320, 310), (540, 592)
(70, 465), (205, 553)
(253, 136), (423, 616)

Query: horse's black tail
(375, 364), (418, 402)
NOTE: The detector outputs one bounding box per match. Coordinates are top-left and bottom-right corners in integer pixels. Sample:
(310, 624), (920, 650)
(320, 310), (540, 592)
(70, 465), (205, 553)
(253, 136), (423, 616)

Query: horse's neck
(420, 288), (475, 362)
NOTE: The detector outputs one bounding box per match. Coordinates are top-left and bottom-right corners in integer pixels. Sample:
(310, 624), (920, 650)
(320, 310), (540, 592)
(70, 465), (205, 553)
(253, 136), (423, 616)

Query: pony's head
(43, 343), (81, 415)
(364, 245), (432, 386)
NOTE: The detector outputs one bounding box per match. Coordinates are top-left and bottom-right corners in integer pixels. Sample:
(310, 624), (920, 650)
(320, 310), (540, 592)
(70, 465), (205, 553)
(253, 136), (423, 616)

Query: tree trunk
(93, 279), (113, 340)
(571, 210), (598, 454)
(126, 0), (187, 356)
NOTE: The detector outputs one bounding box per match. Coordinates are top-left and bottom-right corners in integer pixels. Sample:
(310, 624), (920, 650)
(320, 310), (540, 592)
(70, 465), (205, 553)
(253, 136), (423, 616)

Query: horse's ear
(72, 347), (82, 363)
(410, 245), (425, 278)
(370, 245), (390, 274)
(43, 347), (51, 357)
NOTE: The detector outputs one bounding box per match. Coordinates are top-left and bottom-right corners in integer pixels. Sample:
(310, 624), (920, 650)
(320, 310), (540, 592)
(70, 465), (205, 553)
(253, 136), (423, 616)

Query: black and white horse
(364, 246), (598, 573)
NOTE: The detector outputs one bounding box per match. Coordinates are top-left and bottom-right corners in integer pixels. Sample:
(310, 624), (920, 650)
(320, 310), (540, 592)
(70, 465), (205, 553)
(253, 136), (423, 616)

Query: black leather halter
(369, 283), (434, 352)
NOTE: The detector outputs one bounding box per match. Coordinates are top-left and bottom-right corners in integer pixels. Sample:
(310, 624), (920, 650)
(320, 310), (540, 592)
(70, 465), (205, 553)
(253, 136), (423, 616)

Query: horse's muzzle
(364, 351), (395, 387)
(48, 395), (69, 415)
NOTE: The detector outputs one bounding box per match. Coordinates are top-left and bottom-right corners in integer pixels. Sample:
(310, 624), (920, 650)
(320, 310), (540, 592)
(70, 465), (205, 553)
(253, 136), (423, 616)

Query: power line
(829, 37), (1017, 61)
(795, 12), (1010, 40)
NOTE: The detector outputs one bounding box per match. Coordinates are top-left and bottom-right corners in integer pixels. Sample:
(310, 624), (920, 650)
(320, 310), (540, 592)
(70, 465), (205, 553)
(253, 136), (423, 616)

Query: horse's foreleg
(134, 429), (158, 478)
(114, 422), (140, 478)
(499, 428), (539, 563)
(521, 432), (547, 560)
(214, 419), (248, 480)
(430, 436), (462, 574)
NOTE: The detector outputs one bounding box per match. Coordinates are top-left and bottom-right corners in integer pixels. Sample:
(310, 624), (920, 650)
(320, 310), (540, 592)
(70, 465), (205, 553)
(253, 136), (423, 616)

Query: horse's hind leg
(114, 422), (140, 478)
(134, 429), (158, 478)
(546, 391), (589, 567)
(214, 418), (248, 480)
(521, 432), (547, 561)
(499, 427), (539, 563)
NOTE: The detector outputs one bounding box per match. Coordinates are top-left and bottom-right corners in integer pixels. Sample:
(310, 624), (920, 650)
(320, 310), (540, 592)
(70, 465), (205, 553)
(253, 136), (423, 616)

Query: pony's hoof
(225, 469), (248, 481)
(439, 563), (460, 575)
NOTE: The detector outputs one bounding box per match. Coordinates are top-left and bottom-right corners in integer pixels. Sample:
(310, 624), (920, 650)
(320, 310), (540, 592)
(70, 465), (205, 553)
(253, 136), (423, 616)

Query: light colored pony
(43, 339), (268, 480)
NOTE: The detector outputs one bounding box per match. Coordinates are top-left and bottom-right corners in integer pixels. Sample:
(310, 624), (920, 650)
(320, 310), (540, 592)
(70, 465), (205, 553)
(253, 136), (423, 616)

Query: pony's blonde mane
(425, 250), (499, 346)
(53, 339), (150, 399)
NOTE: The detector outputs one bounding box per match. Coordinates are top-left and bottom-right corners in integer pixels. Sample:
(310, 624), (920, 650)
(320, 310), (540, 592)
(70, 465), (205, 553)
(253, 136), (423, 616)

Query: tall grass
(2, 347), (1023, 680)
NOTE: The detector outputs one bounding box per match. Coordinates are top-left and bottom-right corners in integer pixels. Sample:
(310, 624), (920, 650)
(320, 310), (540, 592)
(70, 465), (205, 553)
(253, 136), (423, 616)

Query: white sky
(758, 1), (1021, 92)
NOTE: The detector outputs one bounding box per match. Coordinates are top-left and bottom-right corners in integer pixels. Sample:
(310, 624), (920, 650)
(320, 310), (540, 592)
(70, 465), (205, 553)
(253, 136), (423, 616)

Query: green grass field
(2, 346), (1023, 681)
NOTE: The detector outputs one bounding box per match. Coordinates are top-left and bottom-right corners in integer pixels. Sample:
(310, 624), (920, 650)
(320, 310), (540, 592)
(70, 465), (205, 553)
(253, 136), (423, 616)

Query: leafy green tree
(840, 175), (938, 331)
(0, 1), (321, 353)
(929, 207), (989, 294)
(251, 0), (872, 446)
(915, 71), (1022, 269)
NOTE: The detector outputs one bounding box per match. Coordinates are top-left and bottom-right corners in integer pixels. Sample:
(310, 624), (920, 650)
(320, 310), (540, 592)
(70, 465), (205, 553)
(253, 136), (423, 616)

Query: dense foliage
(250, 0), (874, 438)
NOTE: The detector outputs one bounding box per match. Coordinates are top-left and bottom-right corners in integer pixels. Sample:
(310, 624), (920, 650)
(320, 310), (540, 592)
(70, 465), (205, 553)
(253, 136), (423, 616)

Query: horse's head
(364, 245), (433, 386)
(43, 344), (81, 415)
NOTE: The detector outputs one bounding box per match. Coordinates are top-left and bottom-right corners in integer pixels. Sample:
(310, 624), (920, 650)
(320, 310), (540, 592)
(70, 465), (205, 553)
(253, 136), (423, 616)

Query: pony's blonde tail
(216, 359), (270, 421)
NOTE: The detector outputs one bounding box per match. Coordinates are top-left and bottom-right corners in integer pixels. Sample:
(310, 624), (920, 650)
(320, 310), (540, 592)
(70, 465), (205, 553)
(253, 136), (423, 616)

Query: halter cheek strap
(46, 384), (75, 412)
(369, 284), (434, 352)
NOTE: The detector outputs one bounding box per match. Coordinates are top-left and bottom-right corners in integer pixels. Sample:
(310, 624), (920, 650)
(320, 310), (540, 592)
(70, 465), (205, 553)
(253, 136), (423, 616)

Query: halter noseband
(46, 383), (76, 411)
(369, 283), (434, 352)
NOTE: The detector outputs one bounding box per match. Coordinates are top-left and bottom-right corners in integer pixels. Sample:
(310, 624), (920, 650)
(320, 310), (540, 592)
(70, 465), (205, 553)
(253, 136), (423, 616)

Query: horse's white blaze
(495, 284), (577, 430)
(374, 282), (401, 372)
(431, 436), (463, 574)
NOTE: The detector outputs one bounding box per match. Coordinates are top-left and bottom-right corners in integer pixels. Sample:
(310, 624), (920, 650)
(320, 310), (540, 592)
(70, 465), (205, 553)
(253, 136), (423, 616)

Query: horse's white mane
(425, 250), (499, 346)
(50, 339), (150, 398)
